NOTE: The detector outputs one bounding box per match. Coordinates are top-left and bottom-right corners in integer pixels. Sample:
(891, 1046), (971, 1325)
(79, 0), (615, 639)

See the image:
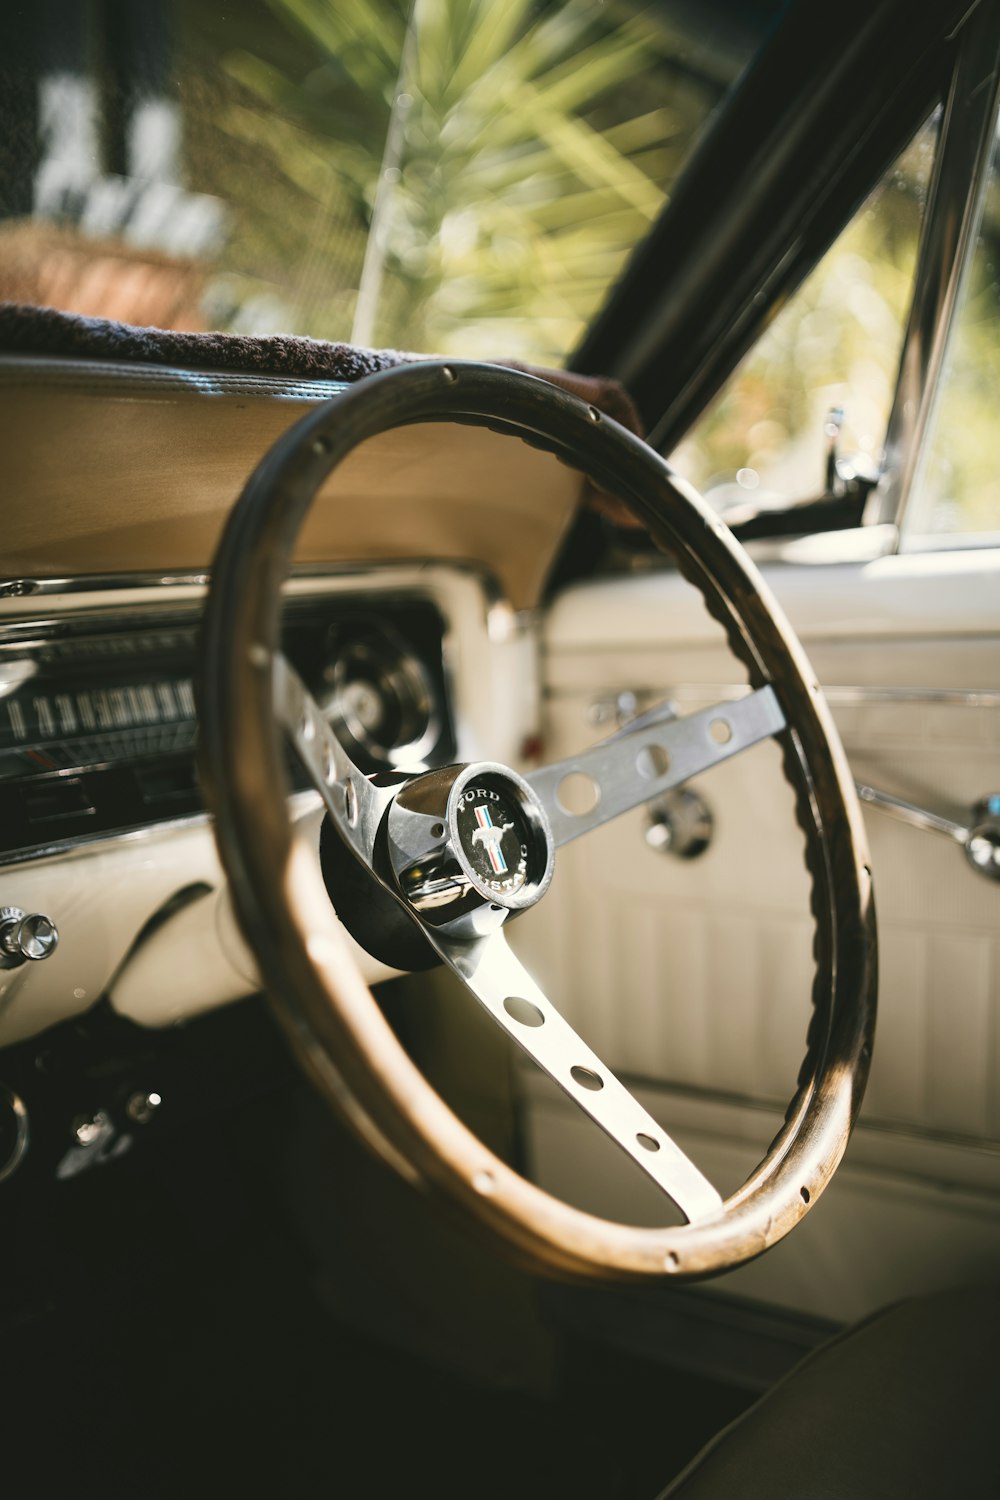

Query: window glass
(0, 0), (765, 366)
(904, 120), (1000, 542)
(670, 118), (938, 518)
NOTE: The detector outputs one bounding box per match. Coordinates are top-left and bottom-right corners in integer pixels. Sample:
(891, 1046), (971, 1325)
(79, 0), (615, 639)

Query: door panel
(514, 546), (1000, 1319)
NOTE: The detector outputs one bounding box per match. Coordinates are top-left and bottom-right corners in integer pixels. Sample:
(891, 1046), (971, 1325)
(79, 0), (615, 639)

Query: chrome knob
(645, 788), (713, 860)
(126, 1091), (162, 1125)
(966, 797), (1000, 883)
(0, 907), (59, 968)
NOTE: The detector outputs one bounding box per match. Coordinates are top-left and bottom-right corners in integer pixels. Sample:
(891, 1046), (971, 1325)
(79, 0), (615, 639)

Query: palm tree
(209, 0), (707, 362)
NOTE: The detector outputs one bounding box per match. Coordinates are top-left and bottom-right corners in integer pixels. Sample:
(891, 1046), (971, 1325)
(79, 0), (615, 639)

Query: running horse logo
(472, 803), (514, 875)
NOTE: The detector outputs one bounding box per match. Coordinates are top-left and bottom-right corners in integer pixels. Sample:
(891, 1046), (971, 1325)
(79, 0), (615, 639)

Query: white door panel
(515, 546), (1000, 1319)
(515, 733), (815, 1102)
(523, 1080), (1000, 1324)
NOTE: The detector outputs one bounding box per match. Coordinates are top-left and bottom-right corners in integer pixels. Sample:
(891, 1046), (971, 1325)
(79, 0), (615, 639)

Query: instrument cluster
(0, 591), (456, 863)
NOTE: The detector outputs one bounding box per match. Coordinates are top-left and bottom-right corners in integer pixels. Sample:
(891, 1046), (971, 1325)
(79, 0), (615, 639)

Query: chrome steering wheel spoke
(272, 650), (396, 865)
(272, 659), (724, 1218)
(434, 927), (723, 1223)
(527, 686), (786, 847)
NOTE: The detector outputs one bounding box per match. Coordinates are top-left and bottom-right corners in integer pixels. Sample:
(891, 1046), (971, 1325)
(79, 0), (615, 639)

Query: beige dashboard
(0, 356), (583, 610)
(0, 354), (576, 1048)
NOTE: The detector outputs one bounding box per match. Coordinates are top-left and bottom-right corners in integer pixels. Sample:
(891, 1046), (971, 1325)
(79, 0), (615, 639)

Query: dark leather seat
(657, 1285), (1000, 1498)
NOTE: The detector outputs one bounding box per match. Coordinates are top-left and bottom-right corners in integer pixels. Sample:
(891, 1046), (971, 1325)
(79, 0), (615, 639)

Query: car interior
(1, 0), (999, 1495)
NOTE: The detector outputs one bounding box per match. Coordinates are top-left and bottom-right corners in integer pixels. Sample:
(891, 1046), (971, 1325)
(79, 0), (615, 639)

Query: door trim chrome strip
(572, 684), (1000, 711)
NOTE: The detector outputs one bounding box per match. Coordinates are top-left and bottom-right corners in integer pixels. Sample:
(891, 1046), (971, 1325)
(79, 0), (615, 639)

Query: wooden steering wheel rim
(199, 359), (876, 1282)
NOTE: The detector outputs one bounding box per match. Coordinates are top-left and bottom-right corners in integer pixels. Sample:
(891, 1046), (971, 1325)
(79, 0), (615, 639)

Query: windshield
(0, 0), (761, 367)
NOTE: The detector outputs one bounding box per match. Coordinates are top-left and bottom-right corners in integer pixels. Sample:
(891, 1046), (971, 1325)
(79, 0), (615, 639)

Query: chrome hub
(386, 761), (554, 940)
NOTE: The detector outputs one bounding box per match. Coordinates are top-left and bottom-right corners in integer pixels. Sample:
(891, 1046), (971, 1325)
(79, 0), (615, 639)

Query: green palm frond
(208, 0), (713, 360)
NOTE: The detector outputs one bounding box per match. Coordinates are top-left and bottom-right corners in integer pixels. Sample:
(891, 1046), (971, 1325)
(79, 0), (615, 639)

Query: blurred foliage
(171, 6), (999, 532)
(672, 120), (939, 511)
(178, 0), (724, 361)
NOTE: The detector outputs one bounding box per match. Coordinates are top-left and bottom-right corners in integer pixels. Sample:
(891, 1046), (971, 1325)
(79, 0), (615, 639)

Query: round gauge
(337, 676), (386, 737)
(321, 625), (438, 768)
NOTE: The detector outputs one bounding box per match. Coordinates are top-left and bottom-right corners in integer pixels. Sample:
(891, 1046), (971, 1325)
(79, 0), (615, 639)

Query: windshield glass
(0, 0), (762, 366)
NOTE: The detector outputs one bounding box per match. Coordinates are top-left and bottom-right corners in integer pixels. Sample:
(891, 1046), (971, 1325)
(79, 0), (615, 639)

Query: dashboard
(0, 564), (537, 1063)
(0, 349), (586, 1194)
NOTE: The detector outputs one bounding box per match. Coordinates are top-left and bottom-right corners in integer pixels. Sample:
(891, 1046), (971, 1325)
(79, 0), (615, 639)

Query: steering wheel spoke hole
(570, 1065), (604, 1092)
(503, 995), (545, 1028)
(556, 770), (601, 816)
(636, 743), (670, 779)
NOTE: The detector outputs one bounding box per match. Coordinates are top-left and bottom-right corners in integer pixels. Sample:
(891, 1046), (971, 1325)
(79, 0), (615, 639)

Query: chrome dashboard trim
(0, 558), (508, 610)
(0, 573), (212, 599)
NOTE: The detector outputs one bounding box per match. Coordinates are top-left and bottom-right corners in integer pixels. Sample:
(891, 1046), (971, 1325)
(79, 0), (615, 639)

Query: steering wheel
(199, 360), (876, 1282)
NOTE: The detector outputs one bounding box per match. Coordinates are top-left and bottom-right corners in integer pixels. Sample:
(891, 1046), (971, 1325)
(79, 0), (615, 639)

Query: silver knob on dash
(0, 907), (59, 968)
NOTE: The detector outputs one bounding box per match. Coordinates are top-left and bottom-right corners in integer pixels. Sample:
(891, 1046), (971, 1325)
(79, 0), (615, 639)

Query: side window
(903, 122), (1000, 545)
(670, 119), (938, 518)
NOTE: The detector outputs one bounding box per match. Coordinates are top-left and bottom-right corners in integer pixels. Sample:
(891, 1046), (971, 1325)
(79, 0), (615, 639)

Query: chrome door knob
(644, 788), (714, 860)
(0, 907), (59, 967)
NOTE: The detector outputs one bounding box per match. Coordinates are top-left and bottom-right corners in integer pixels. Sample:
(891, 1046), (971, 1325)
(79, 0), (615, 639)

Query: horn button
(385, 762), (554, 941)
(454, 776), (533, 898)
